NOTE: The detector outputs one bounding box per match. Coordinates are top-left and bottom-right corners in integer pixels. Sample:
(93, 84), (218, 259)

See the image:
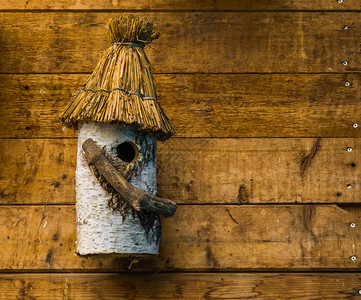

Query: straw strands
(107, 15), (160, 46)
(60, 15), (175, 141)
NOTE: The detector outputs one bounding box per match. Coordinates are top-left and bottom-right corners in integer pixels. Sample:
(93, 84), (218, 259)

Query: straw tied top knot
(107, 15), (160, 47)
(60, 15), (175, 141)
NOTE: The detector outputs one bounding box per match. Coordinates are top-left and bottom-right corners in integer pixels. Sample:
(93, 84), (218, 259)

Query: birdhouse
(60, 15), (177, 255)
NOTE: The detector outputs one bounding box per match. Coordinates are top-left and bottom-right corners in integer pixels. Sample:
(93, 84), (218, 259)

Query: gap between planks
(0, 9), (361, 13)
(1, 271), (361, 274)
(0, 136), (359, 140)
(1, 72), (361, 75)
(0, 203), (359, 207)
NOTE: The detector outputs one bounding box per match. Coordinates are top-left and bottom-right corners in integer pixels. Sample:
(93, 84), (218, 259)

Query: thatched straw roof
(60, 15), (175, 141)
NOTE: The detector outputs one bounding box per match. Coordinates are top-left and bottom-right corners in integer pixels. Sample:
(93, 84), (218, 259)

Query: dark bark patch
(45, 249), (54, 265)
(226, 208), (239, 225)
(237, 184), (249, 204)
(206, 245), (219, 268)
(300, 138), (321, 178)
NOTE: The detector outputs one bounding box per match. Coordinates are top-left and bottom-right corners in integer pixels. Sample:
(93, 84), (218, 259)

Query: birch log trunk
(76, 121), (160, 255)
(81, 138), (177, 217)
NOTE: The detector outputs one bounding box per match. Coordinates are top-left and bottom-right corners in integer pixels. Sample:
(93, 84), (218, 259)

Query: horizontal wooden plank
(0, 273), (361, 299)
(1, 0), (360, 11)
(0, 12), (360, 73)
(2, 138), (361, 205)
(158, 138), (361, 204)
(0, 205), (360, 271)
(165, 205), (361, 271)
(343, 206), (361, 217)
(1, 73), (360, 138)
(0, 139), (76, 204)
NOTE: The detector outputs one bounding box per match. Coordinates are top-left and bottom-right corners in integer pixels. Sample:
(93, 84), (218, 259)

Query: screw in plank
(359, 290), (361, 294)
(350, 222), (356, 227)
(351, 256), (357, 261)
(353, 123), (358, 128)
(347, 184), (352, 189)
(343, 61), (348, 66)
(345, 82), (350, 87)
(343, 25), (348, 30)
(338, 0), (343, 3)
(347, 147), (353, 152)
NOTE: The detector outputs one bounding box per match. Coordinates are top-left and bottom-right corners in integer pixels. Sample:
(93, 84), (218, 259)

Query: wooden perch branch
(82, 138), (177, 217)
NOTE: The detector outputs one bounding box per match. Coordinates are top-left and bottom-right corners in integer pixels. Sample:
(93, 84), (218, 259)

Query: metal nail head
(338, 0), (343, 3)
(347, 147), (353, 152)
(343, 25), (348, 30)
(353, 123), (358, 128)
(345, 82), (350, 87)
(343, 61), (348, 66)
(359, 290), (361, 295)
(351, 256), (357, 261)
(350, 222), (356, 227)
(347, 184), (352, 189)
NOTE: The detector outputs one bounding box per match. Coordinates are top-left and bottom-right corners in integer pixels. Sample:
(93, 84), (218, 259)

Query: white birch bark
(76, 121), (160, 255)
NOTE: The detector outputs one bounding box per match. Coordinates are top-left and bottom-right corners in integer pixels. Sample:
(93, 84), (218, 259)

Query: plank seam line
(0, 137), (359, 140)
(2, 271), (361, 274)
(0, 9), (360, 13)
(0, 203), (356, 207)
(1, 72), (361, 75)
(0, 270), (360, 274)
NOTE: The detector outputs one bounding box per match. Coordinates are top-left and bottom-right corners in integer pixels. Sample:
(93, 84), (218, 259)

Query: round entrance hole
(116, 141), (138, 163)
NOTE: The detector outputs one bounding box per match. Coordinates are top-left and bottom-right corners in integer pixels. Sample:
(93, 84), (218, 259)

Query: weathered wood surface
(82, 138), (177, 217)
(0, 205), (165, 272)
(158, 138), (361, 204)
(1, 0), (360, 11)
(344, 206), (361, 217)
(0, 12), (360, 74)
(1, 73), (360, 139)
(1, 273), (361, 299)
(0, 205), (360, 271)
(2, 138), (360, 205)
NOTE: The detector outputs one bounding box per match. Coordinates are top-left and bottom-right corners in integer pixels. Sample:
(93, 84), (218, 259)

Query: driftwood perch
(82, 138), (177, 217)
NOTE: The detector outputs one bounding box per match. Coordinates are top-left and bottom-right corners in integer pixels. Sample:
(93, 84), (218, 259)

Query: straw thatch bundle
(60, 15), (175, 141)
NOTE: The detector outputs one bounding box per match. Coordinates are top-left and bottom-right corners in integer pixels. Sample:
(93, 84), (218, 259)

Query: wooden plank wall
(1, 1), (361, 298)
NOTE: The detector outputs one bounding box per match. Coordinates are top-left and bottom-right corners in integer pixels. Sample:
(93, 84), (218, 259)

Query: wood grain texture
(157, 138), (361, 204)
(2, 138), (361, 205)
(344, 206), (361, 217)
(0, 139), (76, 204)
(1, 73), (361, 138)
(1, 1), (360, 296)
(1, 273), (361, 299)
(0, 12), (360, 74)
(81, 138), (177, 217)
(1, 0), (360, 11)
(0, 205), (360, 271)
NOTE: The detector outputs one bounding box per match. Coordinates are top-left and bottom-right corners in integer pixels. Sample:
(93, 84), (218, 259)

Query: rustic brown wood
(343, 206), (361, 217)
(0, 205), (360, 271)
(0, 205), (166, 272)
(1, 0), (360, 11)
(300, 138), (322, 178)
(0, 12), (360, 74)
(2, 138), (361, 205)
(1, 73), (361, 139)
(0, 273), (361, 299)
(158, 138), (361, 204)
(162, 204), (361, 271)
(82, 138), (177, 217)
(0, 139), (76, 204)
